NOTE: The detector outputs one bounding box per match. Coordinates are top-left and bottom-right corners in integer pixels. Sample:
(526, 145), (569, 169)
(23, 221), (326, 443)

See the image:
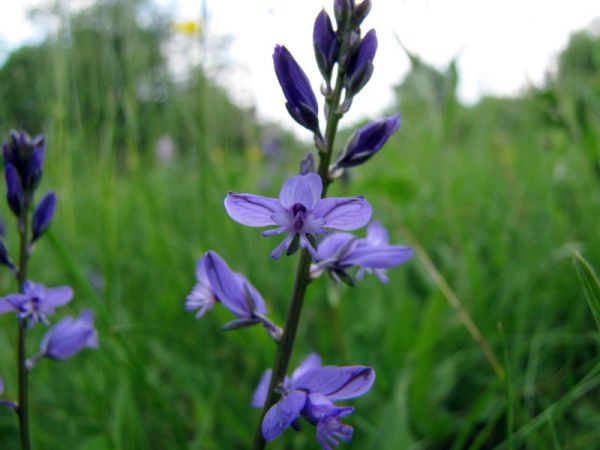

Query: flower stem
(17, 209), (31, 450)
(251, 22), (351, 450)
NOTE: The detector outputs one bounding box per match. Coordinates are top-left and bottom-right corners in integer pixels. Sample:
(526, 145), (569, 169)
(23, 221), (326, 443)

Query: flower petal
(278, 173), (322, 209)
(39, 285), (73, 309)
(203, 251), (248, 318)
(366, 220), (389, 245)
(262, 390), (307, 441)
(345, 245), (413, 268)
(293, 366), (375, 400)
(291, 353), (322, 382)
(251, 369), (272, 408)
(224, 193), (280, 227)
(0, 294), (26, 314)
(316, 233), (356, 261)
(313, 197), (372, 230)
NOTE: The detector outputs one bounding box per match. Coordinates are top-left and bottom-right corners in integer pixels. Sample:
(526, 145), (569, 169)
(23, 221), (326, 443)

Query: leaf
(573, 252), (600, 332)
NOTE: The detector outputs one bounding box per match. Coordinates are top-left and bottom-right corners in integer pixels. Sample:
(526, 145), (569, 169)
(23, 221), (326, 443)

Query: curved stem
(17, 210), (31, 450)
(252, 23), (352, 450)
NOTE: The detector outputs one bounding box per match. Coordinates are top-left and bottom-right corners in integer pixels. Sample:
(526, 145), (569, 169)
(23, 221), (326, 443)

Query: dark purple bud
(334, 0), (354, 26)
(0, 239), (14, 270)
(351, 0), (372, 28)
(345, 29), (378, 97)
(5, 164), (24, 217)
(273, 45), (320, 135)
(299, 153), (315, 174)
(31, 191), (57, 243)
(313, 10), (338, 80)
(0, 215), (5, 237)
(2, 131), (45, 199)
(335, 114), (401, 168)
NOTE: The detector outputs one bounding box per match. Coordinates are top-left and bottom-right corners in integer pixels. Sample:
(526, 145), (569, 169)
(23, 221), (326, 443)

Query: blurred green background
(1, 0), (600, 449)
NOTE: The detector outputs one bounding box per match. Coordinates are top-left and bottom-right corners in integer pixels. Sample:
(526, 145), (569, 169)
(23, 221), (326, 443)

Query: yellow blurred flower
(172, 21), (202, 36)
(246, 145), (263, 164)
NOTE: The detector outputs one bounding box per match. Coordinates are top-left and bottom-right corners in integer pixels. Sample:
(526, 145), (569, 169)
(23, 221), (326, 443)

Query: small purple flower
(31, 191), (57, 243)
(39, 309), (98, 360)
(313, 9), (338, 80)
(2, 131), (45, 203)
(273, 45), (321, 135)
(311, 221), (413, 283)
(345, 29), (377, 97)
(224, 173), (372, 261)
(253, 353), (375, 449)
(186, 251), (281, 338)
(0, 281), (73, 326)
(334, 114), (401, 169)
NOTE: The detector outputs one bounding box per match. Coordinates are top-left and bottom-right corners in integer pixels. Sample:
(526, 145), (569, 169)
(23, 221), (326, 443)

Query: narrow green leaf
(573, 252), (600, 332)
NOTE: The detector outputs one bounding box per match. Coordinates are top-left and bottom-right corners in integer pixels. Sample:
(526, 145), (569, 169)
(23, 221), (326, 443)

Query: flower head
(40, 309), (98, 360)
(0, 281), (73, 326)
(225, 173), (371, 261)
(253, 353), (375, 449)
(311, 221), (413, 283)
(186, 251), (281, 338)
(2, 131), (45, 209)
(334, 114), (401, 169)
(273, 45), (320, 135)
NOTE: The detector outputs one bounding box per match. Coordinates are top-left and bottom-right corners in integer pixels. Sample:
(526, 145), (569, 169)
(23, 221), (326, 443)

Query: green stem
(251, 22), (351, 450)
(17, 209), (31, 450)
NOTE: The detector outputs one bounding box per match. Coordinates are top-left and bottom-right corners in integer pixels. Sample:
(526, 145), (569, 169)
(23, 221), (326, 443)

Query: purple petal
(37, 284), (73, 309)
(313, 197), (372, 230)
(237, 275), (267, 315)
(316, 233), (356, 261)
(278, 173), (322, 210)
(366, 220), (389, 245)
(316, 414), (354, 450)
(0, 294), (26, 314)
(291, 353), (322, 382)
(345, 245), (413, 268)
(41, 309), (99, 360)
(224, 193), (280, 227)
(262, 390), (307, 441)
(203, 251), (249, 318)
(251, 369), (272, 408)
(293, 366), (375, 400)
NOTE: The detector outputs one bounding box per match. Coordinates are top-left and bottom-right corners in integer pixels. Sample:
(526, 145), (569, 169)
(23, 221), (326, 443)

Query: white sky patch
(2, 0), (600, 133)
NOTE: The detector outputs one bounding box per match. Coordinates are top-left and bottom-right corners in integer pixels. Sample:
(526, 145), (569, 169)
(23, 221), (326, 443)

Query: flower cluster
(186, 1), (412, 449)
(0, 131), (98, 422)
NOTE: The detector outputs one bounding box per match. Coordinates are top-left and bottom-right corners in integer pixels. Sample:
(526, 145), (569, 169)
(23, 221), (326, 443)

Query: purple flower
(313, 9), (338, 80)
(2, 131), (45, 204)
(224, 173), (372, 261)
(311, 221), (413, 284)
(273, 45), (320, 135)
(345, 29), (377, 97)
(186, 251), (281, 338)
(334, 114), (401, 169)
(253, 353), (375, 449)
(31, 191), (57, 243)
(39, 309), (98, 360)
(0, 281), (73, 326)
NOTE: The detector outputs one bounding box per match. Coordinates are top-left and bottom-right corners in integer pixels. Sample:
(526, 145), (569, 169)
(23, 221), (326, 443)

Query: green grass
(1, 1), (600, 449)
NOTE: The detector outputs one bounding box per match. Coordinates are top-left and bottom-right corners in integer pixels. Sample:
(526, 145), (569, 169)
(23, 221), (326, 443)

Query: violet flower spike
(39, 309), (98, 360)
(0, 281), (73, 326)
(334, 114), (401, 169)
(186, 251), (281, 339)
(2, 131), (45, 199)
(273, 45), (321, 136)
(31, 191), (57, 243)
(252, 353), (375, 449)
(345, 29), (377, 97)
(224, 173), (372, 261)
(311, 221), (413, 283)
(313, 9), (338, 81)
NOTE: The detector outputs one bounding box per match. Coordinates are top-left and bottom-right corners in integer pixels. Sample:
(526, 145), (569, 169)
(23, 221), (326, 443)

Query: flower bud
(345, 29), (377, 97)
(334, 0), (354, 27)
(313, 9), (338, 81)
(4, 164), (24, 217)
(31, 191), (57, 243)
(351, 0), (372, 28)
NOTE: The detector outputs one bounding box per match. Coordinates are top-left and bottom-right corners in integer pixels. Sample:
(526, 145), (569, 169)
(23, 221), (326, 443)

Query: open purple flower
(311, 221), (413, 283)
(224, 173), (372, 261)
(186, 251), (281, 339)
(0, 281), (73, 326)
(253, 353), (375, 449)
(334, 114), (401, 169)
(273, 45), (320, 135)
(39, 309), (98, 360)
